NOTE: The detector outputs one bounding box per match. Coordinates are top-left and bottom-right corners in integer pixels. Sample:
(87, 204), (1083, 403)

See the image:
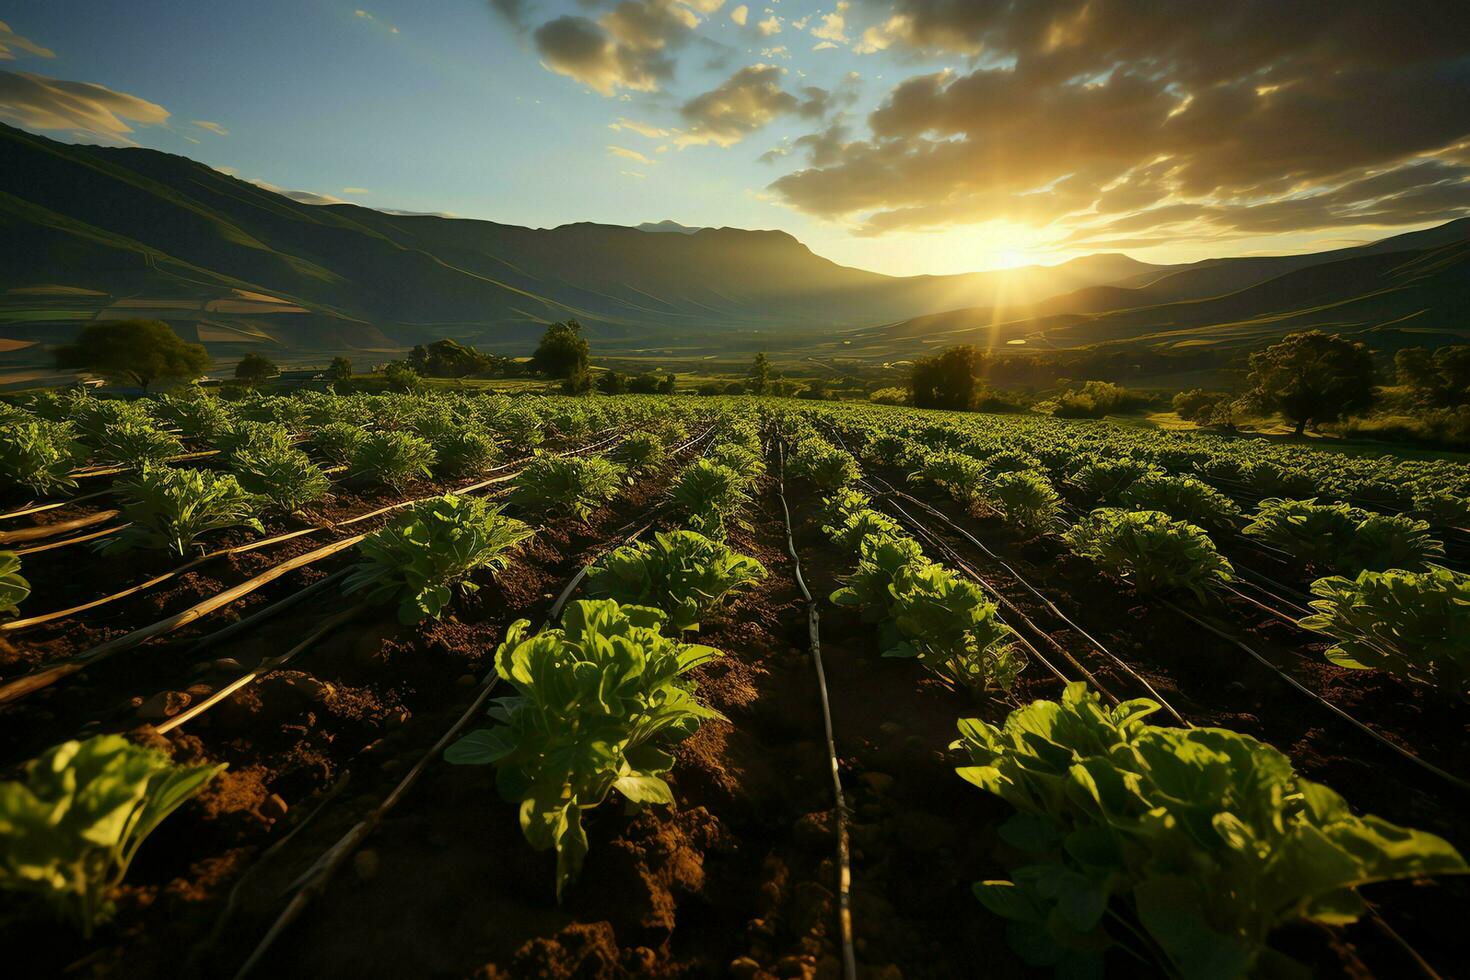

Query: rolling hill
(0, 123), (1167, 362)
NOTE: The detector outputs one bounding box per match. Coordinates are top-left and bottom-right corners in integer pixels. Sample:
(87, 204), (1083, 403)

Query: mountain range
(1, 121), (1467, 378)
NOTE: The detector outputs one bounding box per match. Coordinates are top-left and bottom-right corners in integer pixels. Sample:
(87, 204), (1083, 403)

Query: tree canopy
(233, 352), (277, 384)
(910, 345), (977, 411)
(1245, 330), (1376, 435)
(329, 356), (353, 382)
(529, 320), (590, 379)
(748, 352), (771, 395)
(55, 319), (210, 391)
(1397, 346), (1470, 407)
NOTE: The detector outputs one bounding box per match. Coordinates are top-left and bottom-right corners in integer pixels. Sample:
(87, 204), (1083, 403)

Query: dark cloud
(528, 0), (707, 95)
(678, 64), (798, 146)
(775, 1), (1470, 238)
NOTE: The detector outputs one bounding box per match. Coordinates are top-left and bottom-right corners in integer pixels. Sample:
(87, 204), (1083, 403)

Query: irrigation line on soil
(0, 508), (119, 545)
(13, 524), (128, 557)
(186, 569), (352, 655)
(229, 431), (714, 979)
(1155, 597), (1470, 793)
(0, 489), (111, 522)
(776, 442), (858, 980)
(878, 481), (1192, 727)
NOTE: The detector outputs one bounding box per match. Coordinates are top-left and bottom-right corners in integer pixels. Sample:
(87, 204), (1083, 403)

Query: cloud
(610, 116), (671, 138)
(341, 186), (371, 194)
(730, 5), (748, 26)
(0, 70), (168, 142)
(677, 63), (798, 147)
(191, 119), (228, 136)
(770, 1), (1470, 238)
(533, 0), (708, 96)
(488, 0), (531, 33)
(0, 20), (54, 60)
(608, 143), (657, 164)
(756, 15), (781, 36)
(246, 179), (349, 205)
(620, 169), (649, 178)
(809, 3), (848, 43)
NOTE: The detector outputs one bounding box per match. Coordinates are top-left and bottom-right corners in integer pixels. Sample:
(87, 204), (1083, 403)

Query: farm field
(0, 389), (1467, 979)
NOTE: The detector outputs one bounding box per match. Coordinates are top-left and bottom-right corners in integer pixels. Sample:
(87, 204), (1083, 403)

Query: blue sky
(3, 1), (1468, 276)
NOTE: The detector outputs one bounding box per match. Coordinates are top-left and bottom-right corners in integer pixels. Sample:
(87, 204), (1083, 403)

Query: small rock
(285, 675), (333, 701)
(261, 793), (289, 821)
(138, 690), (190, 720)
(354, 849), (380, 882)
(729, 957), (761, 980)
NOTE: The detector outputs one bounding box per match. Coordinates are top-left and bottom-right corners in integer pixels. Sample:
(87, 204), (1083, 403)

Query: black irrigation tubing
(775, 440), (857, 980)
(230, 498), (671, 980)
(1154, 596), (1470, 794)
(872, 479), (1192, 728)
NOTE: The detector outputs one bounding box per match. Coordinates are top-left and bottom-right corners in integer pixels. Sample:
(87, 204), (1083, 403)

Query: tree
(910, 345), (977, 411)
(382, 361), (423, 392)
(597, 370), (627, 395)
(748, 352), (772, 395)
(55, 319), (209, 391)
(1397, 345), (1470, 407)
(234, 352), (278, 385)
(1244, 330), (1375, 436)
(529, 320), (590, 379)
(658, 374), (677, 394)
(329, 356), (354, 382)
(562, 366), (593, 395)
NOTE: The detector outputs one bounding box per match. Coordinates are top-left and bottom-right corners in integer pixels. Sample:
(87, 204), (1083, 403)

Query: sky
(2, 1), (1469, 277)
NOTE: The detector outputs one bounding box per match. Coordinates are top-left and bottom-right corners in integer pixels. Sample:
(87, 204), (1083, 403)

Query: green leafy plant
(886, 563), (1024, 694)
(0, 420), (86, 495)
(911, 450), (988, 508)
(1064, 508), (1233, 601)
(669, 460), (750, 537)
(148, 391), (236, 440)
(1300, 566), (1470, 699)
(829, 532), (930, 622)
(1068, 458), (1160, 504)
(214, 419), (295, 461)
(510, 454), (625, 522)
(788, 438), (861, 492)
(231, 444), (332, 513)
(348, 430), (437, 492)
(1245, 499), (1442, 575)
(103, 465), (263, 556)
(615, 431), (668, 475)
(429, 429), (500, 478)
(816, 486), (872, 530)
(0, 551), (29, 616)
(1119, 474), (1242, 533)
(344, 494), (534, 623)
(95, 421), (183, 468)
(706, 441), (765, 483)
(312, 421), (367, 465)
(585, 529), (766, 631)
(824, 507), (903, 554)
(1412, 491), (1470, 529)
(1350, 513), (1444, 573)
(955, 682), (1466, 978)
(988, 471), (1062, 536)
(444, 600), (723, 898)
(0, 735), (224, 937)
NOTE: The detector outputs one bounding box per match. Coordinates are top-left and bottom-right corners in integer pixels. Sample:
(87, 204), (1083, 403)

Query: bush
(103, 465), (263, 556)
(1064, 508), (1233, 601)
(869, 387), (908, 406)
(344, 495), (533, 622)
(1300, 566), (1470, 699)
(586, 530), (766, 632)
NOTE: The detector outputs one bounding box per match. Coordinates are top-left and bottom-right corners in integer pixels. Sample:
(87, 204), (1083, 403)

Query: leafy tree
(55, 319), (209, 391)
(382, 361), (423, 392)
(658, 374), (677, 395)
(749, 352), (771, 395)
(562, 366), (594, 395)
(529, 320), (590, 379)
(910, 345), (977, 411)
(1244, 331), (1376, 436)
(597, 370), (627, 395)
(329, 356), (354, 382)
(1396, 345), (1470, 407)
(233, 353), (277, 385)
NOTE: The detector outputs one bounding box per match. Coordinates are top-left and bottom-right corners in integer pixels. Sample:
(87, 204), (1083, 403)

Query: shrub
(1300, 567), (1470, 699)
(586, 530), (766, 631)
(445, 601), (723, 898)
(988, 471), (1062, 536)
(870, 387), (908, 405)
(1064, 508), (1233, 601)
(1119, 474), (1242, 533)
(669, 460), (750, 537)
(510, 454), (625, 522)
(0, 551), (29, 616)
(232, 445), (332, 513)
(0, 735), (224, 937)
(103, 466), (263, 556)
(344, 494), (533, 623)
(348, 431), (437, 492)
(0, 420), (86, 495)
(956, 683), (1465, 978)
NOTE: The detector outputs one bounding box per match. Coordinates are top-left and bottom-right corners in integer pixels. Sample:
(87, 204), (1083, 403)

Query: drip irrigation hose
(0, 489), (111, 522)
(776, 441), (858, 980)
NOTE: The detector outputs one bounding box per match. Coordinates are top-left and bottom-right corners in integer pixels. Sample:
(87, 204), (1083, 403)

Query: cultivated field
(0, 389), (1466, 978)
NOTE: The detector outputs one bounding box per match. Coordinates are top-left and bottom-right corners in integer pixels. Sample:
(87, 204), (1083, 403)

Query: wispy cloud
(191, 119), (228, 136)
(607, 144), (657, 165)
(0, 20), (54, 60)
(0, 70), (168, 143)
